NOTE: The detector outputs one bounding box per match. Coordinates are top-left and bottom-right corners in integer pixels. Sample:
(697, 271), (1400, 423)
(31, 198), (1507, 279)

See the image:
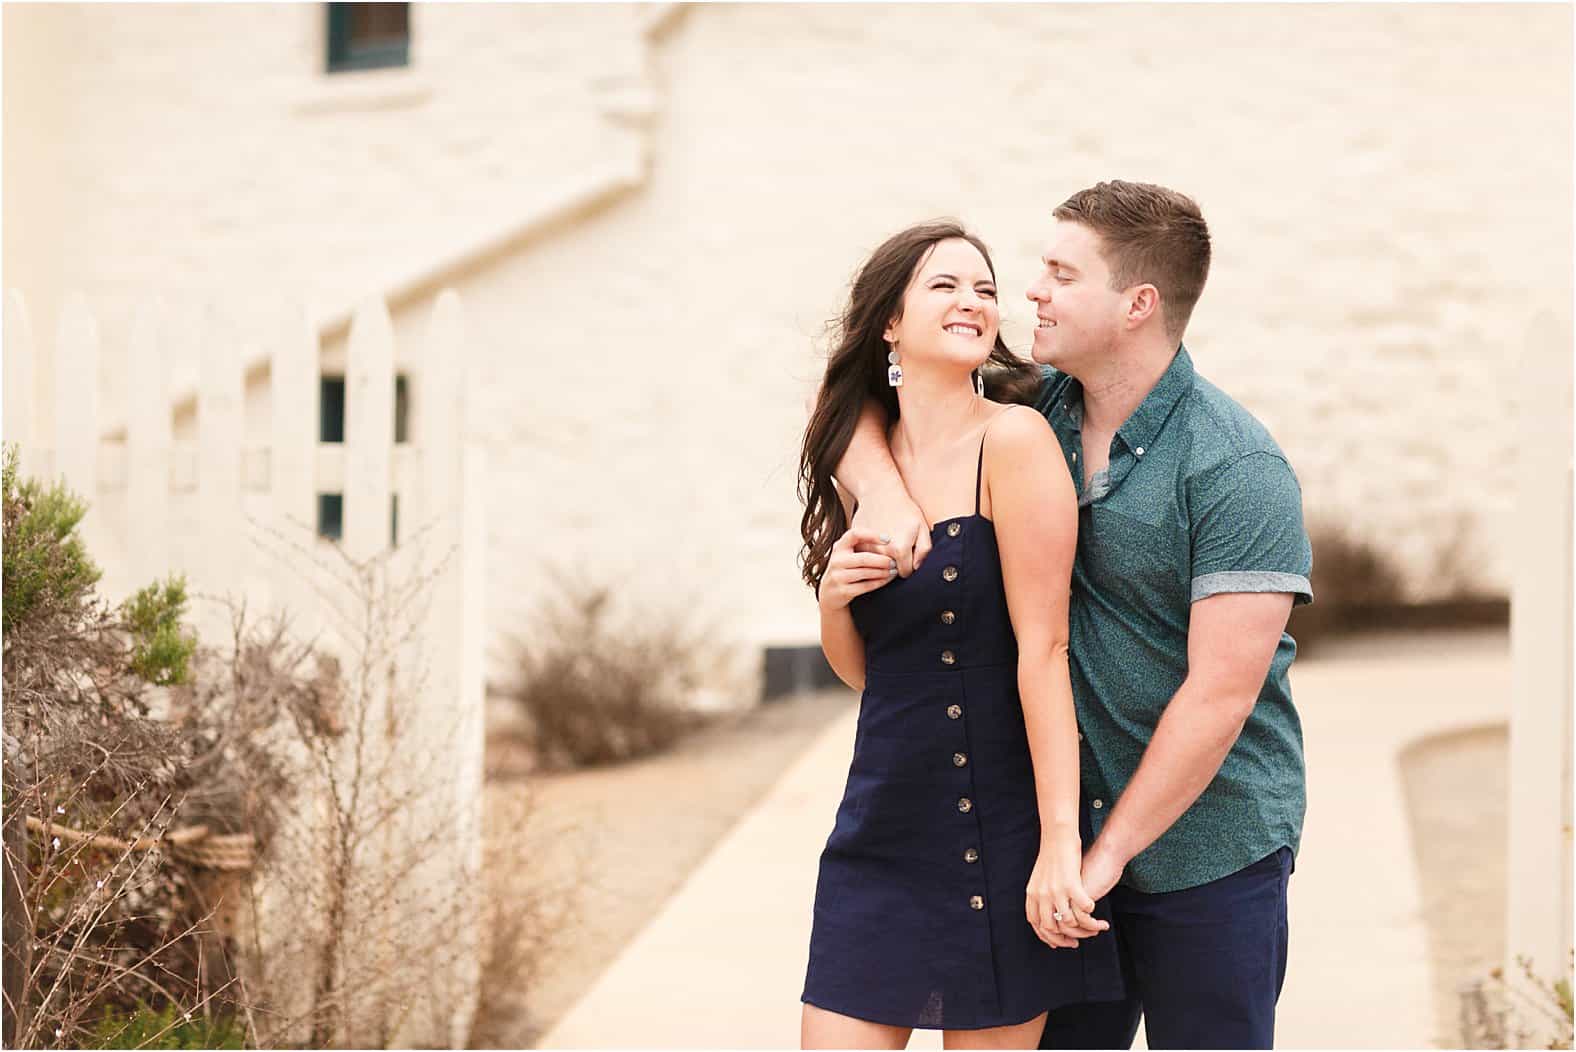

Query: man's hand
(1080, 838), (1127, 903)
(1026, 829), (1111, 948)
(849, 482), (932, 577)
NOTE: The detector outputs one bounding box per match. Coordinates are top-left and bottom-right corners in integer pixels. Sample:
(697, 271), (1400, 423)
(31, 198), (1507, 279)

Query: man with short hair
(832, 180), (1313, 1049)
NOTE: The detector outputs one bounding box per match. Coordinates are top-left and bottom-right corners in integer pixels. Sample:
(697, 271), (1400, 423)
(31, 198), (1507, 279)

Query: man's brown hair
(1053, 180), (1211, 340)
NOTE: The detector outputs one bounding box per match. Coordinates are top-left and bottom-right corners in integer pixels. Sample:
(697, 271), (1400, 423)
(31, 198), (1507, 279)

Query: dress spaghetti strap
(975, 412), (1001, 517)
(974, 439), (986, 516)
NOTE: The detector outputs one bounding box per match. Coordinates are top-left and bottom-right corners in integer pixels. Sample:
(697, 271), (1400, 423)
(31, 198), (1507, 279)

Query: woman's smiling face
(883, 237), (999, 372)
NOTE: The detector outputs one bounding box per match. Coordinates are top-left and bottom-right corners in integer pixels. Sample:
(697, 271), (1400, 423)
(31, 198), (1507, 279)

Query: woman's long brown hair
(797, 220), (1042, 595)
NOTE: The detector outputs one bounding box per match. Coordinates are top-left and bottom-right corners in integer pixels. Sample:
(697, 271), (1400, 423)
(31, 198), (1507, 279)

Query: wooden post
(3, 290), (38, 479)
(53, 293), (101, 559)
(197, 300), (244, 639)
(411, 289), (485, 1047)
(125, 296), (171, 600)
(1505, 309), (1574, 1041)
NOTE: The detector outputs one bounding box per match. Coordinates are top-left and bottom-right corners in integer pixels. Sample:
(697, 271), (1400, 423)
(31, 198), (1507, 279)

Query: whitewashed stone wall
(4, 3), (1571, 695)
(2, 1), (655, 442)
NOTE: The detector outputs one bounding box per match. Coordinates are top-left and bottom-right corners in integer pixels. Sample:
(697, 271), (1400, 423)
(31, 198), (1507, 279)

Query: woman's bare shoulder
(983, 402), (1055, 450)
(980, 403), (1071, 519)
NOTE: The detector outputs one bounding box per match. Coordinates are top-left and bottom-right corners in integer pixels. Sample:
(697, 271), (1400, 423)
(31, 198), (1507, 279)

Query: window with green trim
(319, 374), (409, 445)
(326, 3), (410, 73)
(315, 492), (399, 547)
(316, 373), (409, 543)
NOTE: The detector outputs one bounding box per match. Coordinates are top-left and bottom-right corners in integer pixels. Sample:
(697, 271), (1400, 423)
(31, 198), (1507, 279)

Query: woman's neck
(888, 365), (989, 462)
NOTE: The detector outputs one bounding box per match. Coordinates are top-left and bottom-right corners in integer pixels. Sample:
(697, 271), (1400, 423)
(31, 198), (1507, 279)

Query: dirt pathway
(474, 688), (855, 1048)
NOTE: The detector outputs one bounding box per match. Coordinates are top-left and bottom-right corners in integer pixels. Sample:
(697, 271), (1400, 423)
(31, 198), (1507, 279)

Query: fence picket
(125, 296), (170, 597)
(2, 287), (486, 1047)
(3, 290), (38, 478)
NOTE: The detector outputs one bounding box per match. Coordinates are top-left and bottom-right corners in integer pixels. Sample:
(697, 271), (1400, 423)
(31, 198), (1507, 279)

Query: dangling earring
(887, 346), (903, 388)
(973, 369), (984, 398)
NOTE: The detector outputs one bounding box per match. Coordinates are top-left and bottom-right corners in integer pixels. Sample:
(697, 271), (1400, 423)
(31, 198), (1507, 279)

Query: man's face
(1026, 219), (1127, 375)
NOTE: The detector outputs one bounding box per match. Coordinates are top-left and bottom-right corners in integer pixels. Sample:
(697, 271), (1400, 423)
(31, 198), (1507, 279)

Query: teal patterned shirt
(1034, 346), (1313, 893)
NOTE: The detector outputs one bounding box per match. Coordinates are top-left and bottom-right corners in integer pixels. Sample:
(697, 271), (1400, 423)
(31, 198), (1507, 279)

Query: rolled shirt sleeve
(1188, 451), (1314, 605)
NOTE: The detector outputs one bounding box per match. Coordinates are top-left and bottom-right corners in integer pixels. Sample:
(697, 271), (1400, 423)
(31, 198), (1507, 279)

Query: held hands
(818, 527), (900, 611)
(1025, 830), (1111, 949)
(850, 484), (931, 579)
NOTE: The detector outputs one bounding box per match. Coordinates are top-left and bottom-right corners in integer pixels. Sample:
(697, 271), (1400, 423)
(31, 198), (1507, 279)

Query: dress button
(969, 894), (985, 910)
(953, 752), (967, 767)
(1136, 446), (1145, 456)
(940, 610), (956, 625)
(946, 522), (961, 537)
(946, 704), (962, 719)
(963, 847), (979, 863)
(1092, 798), (1104, 809)
(941, 565), (959, 582)
(941, 650), (956, 666)
(957, 797), (972, 813)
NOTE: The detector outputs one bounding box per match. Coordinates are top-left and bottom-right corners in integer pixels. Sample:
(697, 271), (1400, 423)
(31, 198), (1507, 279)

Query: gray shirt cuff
(1191, 571), (1314, 605)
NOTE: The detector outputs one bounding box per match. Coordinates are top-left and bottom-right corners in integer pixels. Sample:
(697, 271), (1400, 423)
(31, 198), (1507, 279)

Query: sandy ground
(1400, 723), (1509, 1047)
(483, 627), (1514, 1049)
(476, 689), (856, 1048)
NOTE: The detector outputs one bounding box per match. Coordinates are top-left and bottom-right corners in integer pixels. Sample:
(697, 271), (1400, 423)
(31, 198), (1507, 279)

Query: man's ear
(1125, 284), (1161, 329)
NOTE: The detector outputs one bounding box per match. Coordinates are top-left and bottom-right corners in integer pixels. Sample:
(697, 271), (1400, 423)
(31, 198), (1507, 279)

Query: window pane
(320, 377), (345, 444)
(350, 3), (407, 45)
(320, 375), (406, 443)
(394, 373), (409, 444)
(326, 2), (409, 72)
(318, 493), (343, 540)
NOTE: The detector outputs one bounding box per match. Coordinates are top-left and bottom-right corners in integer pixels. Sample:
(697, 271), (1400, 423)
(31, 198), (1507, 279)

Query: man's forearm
(1090, 678), (1253, 865)
(834, 398), (902, 501)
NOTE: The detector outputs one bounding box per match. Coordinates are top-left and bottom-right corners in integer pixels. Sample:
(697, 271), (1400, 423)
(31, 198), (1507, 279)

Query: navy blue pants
(1038, 846), (1293, 1050)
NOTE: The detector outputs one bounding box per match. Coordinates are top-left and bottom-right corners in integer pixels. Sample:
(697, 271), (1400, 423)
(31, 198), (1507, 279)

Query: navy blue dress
(800, 427), (1125, 1031)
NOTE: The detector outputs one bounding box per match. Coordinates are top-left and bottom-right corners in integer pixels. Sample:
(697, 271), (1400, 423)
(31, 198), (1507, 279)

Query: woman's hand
(1025, 828), (1110, 949)
(818, 527), (900, 611)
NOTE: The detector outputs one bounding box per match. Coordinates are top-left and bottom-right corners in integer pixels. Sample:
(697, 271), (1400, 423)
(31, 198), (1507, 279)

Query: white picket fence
(1, 288), (487, 1047)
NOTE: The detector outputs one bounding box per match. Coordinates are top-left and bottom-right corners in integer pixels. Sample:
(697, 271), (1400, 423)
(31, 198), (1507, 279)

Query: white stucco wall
(2, 1), (654, 435)
(4, 3), (1571, 697)
(461, 2), (1572, 677)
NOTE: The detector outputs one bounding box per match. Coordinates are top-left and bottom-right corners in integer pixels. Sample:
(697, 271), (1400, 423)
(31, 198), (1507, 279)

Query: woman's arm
(819, 604), (866, 693)
(986, 406), (1106, 943)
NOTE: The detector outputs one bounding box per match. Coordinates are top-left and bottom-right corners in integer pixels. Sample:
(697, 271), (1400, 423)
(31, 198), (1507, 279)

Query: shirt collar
(1049, 376), (1087, 430)
(1116, 343), (1194, 454)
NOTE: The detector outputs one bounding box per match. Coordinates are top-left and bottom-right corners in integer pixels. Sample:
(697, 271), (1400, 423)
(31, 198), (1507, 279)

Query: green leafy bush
(86, 1004), (245, 1050)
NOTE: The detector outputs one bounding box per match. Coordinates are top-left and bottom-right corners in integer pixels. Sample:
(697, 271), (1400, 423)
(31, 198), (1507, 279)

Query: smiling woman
(796, 221), (1039, 597)
(795, 222), (1122, 1048)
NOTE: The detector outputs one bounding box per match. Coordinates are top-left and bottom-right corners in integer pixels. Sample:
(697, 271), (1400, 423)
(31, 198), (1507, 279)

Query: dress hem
(800, 990), (1101, 1033)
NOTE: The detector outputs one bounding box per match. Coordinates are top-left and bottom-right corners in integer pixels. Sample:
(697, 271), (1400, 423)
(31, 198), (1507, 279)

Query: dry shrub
(1, 442), (300, 1048)
(4, 433), (495, 1048)
(1290, 517), (1507, 654)
(465, 784), (592, 1048)
(1460, 953), (1575, 1049)
(234, 508), (488, 1050)
(500, 569), (722, 770)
